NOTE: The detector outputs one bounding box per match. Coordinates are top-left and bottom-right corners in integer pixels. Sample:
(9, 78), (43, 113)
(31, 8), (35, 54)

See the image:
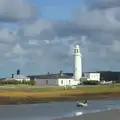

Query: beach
(55, 109), (120, 120)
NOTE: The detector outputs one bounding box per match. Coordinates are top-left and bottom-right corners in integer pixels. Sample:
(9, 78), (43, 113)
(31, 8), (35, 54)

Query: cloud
(28, 39), (39, 46)
(5, 44), (26, 57)
(0, 0), (38, 23)
(0, 28), (17, 44)
(1, 0), (120, 76)
(18, 18), (54, 41)
(86, 0), (120, 10)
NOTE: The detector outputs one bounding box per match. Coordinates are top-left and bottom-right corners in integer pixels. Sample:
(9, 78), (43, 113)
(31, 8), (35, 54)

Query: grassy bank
(0, 84), (119, 104)
(0, 84), (119, 95)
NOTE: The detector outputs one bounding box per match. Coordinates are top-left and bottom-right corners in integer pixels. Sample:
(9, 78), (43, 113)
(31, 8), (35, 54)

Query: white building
(100, 80), (113, 84)
(6, 69), (30, 82)
(6, 75), (30, 81)
(84, 72), (100, 81)
(34, 72), (80, 86)
(12, 75), (30, 81)
(73, 44), (82, 81)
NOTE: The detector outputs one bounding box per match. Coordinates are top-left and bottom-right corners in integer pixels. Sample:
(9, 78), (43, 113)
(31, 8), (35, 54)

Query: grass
(0, 90), (85, 97)
(0, 84), (119, 97)
(0, 85), (84, 97)
(0, 84), (119, 104)
(76, 84), (120, 93)
(0, 84), (119, 91)
(0, 85), (64, 92)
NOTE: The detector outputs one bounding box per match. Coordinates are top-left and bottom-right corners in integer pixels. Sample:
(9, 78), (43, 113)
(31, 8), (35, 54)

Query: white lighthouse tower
(73, 44), (82, 81)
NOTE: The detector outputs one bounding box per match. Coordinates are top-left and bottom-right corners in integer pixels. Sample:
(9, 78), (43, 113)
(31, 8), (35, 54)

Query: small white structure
(84, 72), (100, 81)
(58, 78), (79, 86)
(100, 80), (113, 84)
(13, 75), (30, 81)
(6, 75), (30, 81)
(73, 44), (82, 81)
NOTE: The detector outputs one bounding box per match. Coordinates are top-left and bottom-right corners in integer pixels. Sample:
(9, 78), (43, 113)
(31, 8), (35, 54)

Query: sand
(54, 109), (120, 120)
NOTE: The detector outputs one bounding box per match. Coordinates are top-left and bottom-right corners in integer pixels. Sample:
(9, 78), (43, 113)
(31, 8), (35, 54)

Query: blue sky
(30, 0), (84, 20)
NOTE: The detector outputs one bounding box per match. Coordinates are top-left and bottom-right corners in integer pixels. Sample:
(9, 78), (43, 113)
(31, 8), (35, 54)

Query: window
(76, 49), (79, 53)
(61, 80), (63, 84)
(69, 80), (71, 84)
(74, 49), (79, 53)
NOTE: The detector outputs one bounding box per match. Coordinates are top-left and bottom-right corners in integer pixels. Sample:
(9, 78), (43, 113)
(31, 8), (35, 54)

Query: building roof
(64, 73), (73, 76)
(84, 72), (100, 74)
(13, 75), (30, 79)
(28, 73), (73, 79)
(0, 78), (6, 81)
(6, 75), (30, 80)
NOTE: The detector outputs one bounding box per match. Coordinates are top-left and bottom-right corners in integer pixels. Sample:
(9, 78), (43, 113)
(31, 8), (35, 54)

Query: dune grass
(0, 85), (84, 97)
(0, 90), (85, 97)
(0, 85), (64, 92)
(77, 84), (120, 93)
(0, 84), (119, 98)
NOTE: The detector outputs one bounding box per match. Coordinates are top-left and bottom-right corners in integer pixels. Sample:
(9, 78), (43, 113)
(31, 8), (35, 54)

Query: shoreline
(54, 109), (120, 120)
(0, 92), (120, 105)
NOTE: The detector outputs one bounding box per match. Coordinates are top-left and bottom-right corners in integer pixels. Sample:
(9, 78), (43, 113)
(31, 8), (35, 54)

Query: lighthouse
(73, 44), (82, 81)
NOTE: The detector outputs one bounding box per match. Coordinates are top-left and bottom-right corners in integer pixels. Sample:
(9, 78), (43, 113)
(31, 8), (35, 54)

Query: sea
(0, 100), (120, 120)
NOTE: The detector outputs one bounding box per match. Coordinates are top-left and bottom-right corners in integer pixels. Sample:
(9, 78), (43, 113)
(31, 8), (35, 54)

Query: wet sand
(55, 109), (120, 120)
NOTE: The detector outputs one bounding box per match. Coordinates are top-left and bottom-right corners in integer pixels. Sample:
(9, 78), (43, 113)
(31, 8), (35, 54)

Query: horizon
(2, 70), (120, 79)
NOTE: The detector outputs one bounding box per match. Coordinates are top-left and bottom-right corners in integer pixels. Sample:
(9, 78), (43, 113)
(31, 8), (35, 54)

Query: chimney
(12, 74), (14, 78)
(17, 69), (20, 75)
(60, 70), (63, 76)
(48, 72), (50, 75)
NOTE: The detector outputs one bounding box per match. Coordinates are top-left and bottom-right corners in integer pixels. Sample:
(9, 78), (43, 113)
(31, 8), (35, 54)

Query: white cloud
(0, 28), (17, 43)
(111, 40), (120, 52)
(21, 19), (53, 38)
(12, 44), (25, 56)
(28, 39), (39, 45)
(0, 0), (37, 22)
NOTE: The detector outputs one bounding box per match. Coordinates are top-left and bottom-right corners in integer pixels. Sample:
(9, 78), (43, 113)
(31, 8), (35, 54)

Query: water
(0, 100), (120, 120)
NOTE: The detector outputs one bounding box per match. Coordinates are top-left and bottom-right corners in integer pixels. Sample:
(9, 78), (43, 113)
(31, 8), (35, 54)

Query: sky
(0, 0), (120, 77)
